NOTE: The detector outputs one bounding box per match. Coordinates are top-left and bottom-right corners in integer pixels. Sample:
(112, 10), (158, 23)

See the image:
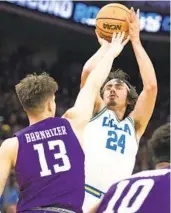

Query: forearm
(86, 49), (115, 92)
(132, 40), (157, 89)
(83, 44), (109, 71)
(81, 44), (109, 88)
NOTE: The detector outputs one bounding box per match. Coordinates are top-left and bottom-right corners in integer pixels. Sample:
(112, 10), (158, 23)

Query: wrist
(100, 43), (110, 56)
(131, 38), (141, 45)
(101, 42), (110, 50)
(107, 48), (117, 60)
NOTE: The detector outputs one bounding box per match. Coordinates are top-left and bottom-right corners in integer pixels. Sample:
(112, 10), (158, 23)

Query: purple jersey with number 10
(14, 117), (84, 213)
(97, 167), (170, 213)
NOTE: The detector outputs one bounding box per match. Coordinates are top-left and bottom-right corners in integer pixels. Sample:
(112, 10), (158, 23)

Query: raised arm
(81, 31), (109, 88)
(128, 8), (158, 140)
(80, 31), (110, 113)
(63, 33), (129, 144)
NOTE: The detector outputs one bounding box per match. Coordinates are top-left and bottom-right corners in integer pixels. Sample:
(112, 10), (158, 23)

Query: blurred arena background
(0, 1), (170, 212)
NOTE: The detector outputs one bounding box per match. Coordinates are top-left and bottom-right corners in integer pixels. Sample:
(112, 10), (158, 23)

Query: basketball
(96, 3), (130, 42)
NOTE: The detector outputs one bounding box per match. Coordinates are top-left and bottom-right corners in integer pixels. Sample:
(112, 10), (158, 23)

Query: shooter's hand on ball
(108, 32), (130, 58)
(95, 30), (109, 47)
(127, 7), (140, 43)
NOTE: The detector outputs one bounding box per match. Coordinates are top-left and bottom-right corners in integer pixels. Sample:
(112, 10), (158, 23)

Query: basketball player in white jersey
(88, 123), (170, 213)
(81, 8), (158, 211)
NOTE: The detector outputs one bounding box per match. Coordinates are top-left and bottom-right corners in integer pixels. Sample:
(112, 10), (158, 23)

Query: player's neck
(28, 112), (53, 126)
(108, 105), (126, 120)
(155, 162), (170, 169)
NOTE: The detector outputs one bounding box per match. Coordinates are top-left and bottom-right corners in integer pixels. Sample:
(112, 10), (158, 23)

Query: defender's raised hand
(108, 32), (130, 58)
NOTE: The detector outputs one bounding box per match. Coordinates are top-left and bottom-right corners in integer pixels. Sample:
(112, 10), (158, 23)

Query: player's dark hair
(148, 123), (170, 165)
(15, 72), (58, 113)
(100, 69), (138, 117)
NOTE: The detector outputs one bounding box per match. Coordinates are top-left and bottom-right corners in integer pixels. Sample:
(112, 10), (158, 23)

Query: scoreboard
(4, 0), (171, 38)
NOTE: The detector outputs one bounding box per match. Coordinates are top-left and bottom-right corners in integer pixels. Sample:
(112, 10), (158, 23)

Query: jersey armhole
(127, 116), (139, 145)
(90, 107), (107, 122)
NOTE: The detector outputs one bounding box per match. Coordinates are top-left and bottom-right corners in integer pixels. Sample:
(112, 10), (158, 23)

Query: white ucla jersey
(83, 107), (138, 200)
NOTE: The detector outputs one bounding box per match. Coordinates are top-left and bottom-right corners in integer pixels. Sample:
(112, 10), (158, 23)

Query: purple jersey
(97, 167), (170, 213)
(14, 117), (84, 213)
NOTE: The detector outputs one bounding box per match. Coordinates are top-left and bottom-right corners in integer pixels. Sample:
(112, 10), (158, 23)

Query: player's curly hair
(100, 69), (138, 118)
(15, 72), (58, 113)
(148, 123), (170, 165)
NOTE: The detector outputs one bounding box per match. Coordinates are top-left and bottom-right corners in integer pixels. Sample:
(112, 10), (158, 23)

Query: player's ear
(127, 100), (131, 105)
(47, 98), (53, 113)
(127, 96), (131, 105)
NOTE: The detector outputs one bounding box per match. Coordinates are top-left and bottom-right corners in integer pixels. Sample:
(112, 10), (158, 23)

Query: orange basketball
(96, 3), (130, 42)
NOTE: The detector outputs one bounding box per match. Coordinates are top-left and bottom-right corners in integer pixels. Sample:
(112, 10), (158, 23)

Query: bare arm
(0, 138), (17, 196)
(80, 31), (110, 113)
(63, 33), (129, 145)
(128, 8), (158, 140)
(86, 201), (101, 213)
(81, 33), (109, 88)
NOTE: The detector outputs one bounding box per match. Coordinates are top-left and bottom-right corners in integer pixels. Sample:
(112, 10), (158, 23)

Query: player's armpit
(129, 87), (157, 141)
(80, 68), (91, 89)
(93, 93), (105, 115)
(63, 86), (96, 128)
(0, 138), (18, 196)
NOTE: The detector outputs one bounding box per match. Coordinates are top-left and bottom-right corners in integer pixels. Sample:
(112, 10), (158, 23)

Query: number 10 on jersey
(34, 140), (71, 177)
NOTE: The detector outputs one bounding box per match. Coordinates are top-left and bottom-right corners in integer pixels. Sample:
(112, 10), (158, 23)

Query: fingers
(131, 7), (136, 18)
(112, 32), (126, 44)
(127, 15), (131, 25)
(95, 30), (107, 46)
(130, 7), (134, 23)
(120, 32), (125, 42)
(95, 30), (100, 40)
(136, 9), (140, 20)
(116, 32), (121, 41)
(129, 7), (140, 22)
(122, 35), (130, 46)
(112, 32), (117, 43)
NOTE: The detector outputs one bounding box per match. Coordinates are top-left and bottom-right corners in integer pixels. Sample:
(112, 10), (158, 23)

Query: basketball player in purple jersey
(0, 33), (129, 213)
(88, 123), (170, 213)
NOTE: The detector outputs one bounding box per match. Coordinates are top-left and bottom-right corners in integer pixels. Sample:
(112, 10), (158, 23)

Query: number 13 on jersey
(34, 140), (71, 177)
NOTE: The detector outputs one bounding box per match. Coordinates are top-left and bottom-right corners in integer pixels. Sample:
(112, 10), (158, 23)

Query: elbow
(145, 83), (158, 94)
(83, 65), (92, 74)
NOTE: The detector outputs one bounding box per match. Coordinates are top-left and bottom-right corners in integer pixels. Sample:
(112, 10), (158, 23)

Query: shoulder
(0, 137), (18, 167)
(1, 137), (18, 148)
(62, 107), (77, 120)
(1, 137), (18, 157)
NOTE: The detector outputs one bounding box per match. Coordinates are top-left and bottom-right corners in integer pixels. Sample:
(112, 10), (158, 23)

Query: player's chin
(107, 100), (116, 107)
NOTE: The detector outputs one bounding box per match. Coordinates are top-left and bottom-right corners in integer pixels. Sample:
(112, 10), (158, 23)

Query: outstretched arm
(80, 31), (110, 113)
(128, 8), (158, 140)
(64, 33), (129, 146)
(81, 31), (109, 88)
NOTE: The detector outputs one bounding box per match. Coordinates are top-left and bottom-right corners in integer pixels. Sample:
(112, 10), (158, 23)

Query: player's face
(103, 80), (128, 108)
